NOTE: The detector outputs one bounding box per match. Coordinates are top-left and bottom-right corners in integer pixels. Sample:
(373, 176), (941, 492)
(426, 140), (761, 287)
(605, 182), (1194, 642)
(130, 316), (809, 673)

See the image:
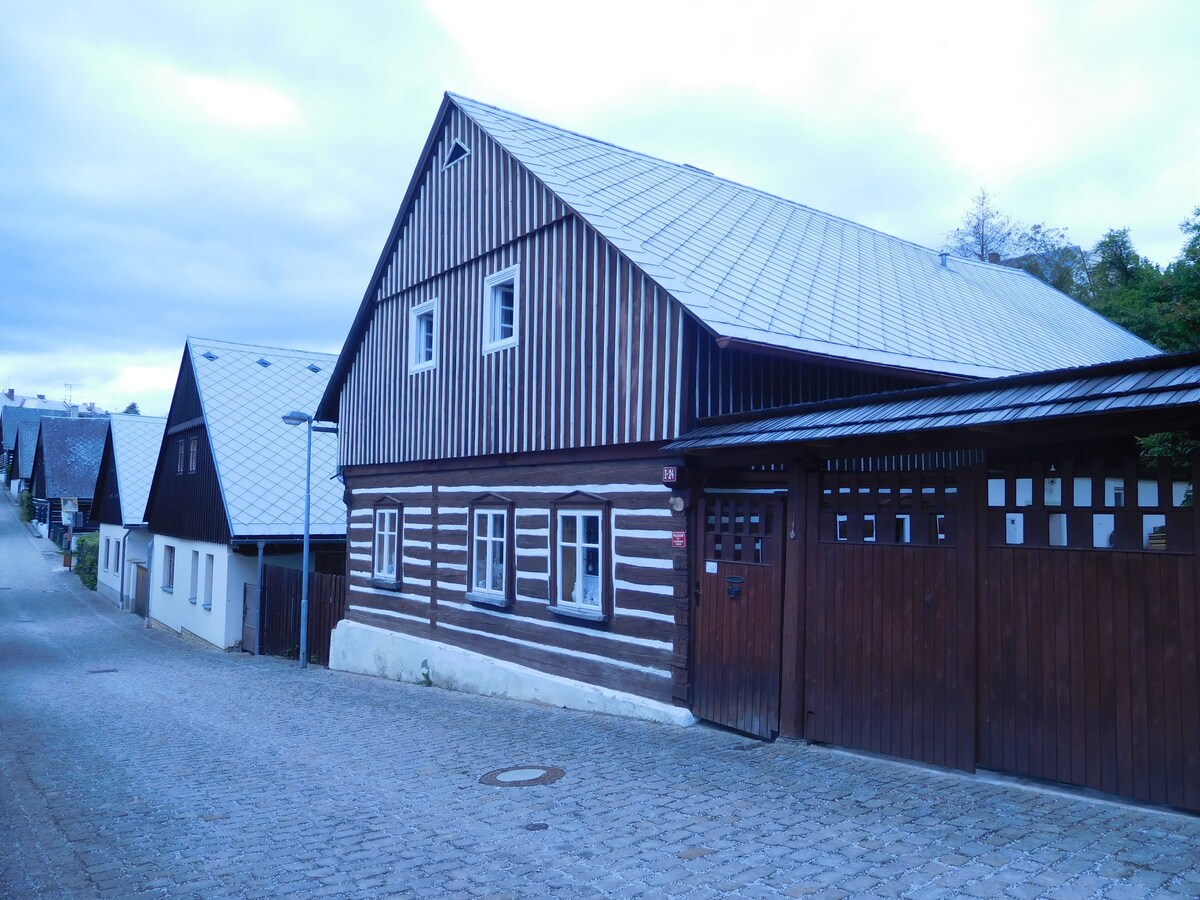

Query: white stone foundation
(329, 619), (695, 728)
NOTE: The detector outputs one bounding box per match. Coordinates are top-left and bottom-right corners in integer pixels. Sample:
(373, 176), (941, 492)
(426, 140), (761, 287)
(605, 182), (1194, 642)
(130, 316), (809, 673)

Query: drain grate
(87, 668), (118, 674)
(523, 823), (549, 831)
(479, 765), (565, 787)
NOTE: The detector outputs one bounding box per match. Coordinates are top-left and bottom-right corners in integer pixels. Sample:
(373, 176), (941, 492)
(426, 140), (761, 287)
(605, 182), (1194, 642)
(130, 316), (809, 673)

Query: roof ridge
(187, 335), (339, 359)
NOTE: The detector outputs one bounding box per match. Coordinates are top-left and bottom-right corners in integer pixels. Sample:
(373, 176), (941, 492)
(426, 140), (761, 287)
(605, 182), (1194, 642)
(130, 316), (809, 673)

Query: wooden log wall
(343, 458), (690, 704)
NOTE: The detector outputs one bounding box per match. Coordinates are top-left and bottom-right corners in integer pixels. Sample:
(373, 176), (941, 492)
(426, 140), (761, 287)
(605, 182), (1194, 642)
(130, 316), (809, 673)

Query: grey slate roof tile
(38, 417), (110, 500)
(453, 90), (1161, 377)
(188, 337), (344, 539)
(108, 414), (167, 526)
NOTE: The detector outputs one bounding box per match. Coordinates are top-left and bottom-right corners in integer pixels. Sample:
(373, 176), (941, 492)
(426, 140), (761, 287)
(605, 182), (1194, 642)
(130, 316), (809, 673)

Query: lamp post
(283, 413), (339, 670)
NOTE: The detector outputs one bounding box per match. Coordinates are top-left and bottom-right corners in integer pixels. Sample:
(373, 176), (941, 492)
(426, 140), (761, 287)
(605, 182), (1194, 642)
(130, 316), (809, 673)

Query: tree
(1076, 210), (1200, 352)
(122, 402), (140, 415)
(944, 189), (1075, 290)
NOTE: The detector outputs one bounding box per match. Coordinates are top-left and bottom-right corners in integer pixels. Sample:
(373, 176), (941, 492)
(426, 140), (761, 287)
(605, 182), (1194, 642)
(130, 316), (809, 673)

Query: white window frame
(470, 508), (508, 602)
(555, 508), (604, 614)
(408, 299), (438, 373)
(103, 537), (111, 572)
(373, 507), (401, 583)
(163, 544), (176, 591)
(482, 265), (519, 353)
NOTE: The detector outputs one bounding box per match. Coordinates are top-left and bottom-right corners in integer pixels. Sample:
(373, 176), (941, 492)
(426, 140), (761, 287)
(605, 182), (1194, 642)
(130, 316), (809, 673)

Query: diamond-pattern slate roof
(108, 414), (167, 526)
(188, 337), (344, 539)
(448, 94), (1159, 378)
(37, 416), (110, 500)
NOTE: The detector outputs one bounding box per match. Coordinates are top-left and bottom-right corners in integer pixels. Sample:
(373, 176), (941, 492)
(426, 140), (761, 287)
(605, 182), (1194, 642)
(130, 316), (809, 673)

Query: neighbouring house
(143, 337), (346, 651)
(89, 414), (168, 612)
(316, 93), (1195, 811)
(29, 415), (110, 543)
(2, 406), (70, 495)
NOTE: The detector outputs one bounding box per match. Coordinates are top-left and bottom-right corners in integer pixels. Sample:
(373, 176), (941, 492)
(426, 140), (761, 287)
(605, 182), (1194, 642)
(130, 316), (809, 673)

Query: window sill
(371, 578), (402, 592)
(162, 586), (174, 594)
(466, 591), (512, 609)
(202, 601), (212, 611)
(188, 597), (197, 605)
(482, 338), (518, 355)
(549, 604), (609, 623)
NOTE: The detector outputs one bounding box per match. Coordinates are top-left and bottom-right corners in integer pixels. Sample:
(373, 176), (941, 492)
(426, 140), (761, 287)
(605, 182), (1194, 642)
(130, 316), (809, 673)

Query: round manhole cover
(479, 765), (565, 787)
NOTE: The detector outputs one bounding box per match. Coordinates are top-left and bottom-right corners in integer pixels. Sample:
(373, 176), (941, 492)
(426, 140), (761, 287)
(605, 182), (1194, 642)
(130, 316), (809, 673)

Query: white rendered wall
(149, 537), (255, 649)
(329, 619), (695, 728)
(96, 524), (125, 606)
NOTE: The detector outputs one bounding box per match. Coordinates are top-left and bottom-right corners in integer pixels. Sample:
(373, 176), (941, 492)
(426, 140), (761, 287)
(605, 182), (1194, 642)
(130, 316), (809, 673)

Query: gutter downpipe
(117, 527), (131, 610)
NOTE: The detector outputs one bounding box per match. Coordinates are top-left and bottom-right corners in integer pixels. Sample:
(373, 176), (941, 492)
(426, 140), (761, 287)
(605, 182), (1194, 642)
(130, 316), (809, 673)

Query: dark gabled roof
(35, 416), (110, 499)
(318, 93), (1158, 419)
(2, 406), (70, 452)
(666, 351), (1200, 453)
(15, 420), (41, 479)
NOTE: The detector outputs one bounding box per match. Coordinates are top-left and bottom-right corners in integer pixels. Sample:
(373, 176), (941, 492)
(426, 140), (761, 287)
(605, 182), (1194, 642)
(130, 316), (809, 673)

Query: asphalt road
(1, 496), (1197, 898)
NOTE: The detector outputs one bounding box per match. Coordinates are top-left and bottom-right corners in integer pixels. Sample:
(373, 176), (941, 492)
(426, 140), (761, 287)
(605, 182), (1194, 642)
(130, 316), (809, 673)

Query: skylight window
(306, 363), (322, 373)
(256, 358), (271, 367)
(201, 351), (218, 361)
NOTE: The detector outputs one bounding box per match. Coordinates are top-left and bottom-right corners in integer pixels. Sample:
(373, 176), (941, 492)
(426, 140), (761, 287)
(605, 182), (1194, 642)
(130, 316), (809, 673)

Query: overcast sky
(2, 1), (1197, 416)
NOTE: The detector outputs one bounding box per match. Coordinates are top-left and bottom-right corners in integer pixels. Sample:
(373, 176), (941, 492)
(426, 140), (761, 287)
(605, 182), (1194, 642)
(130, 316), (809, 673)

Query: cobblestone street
(1, 498), (1197, 899)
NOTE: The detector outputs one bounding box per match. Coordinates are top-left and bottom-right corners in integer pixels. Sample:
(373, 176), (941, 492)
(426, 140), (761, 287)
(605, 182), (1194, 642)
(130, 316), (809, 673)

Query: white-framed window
(482, 265), (519, 351)
(408, 300), (438, 372)
(188, 435), (198, 473)
(374, 507), (400, 582)
(554, 508), (605, 614)
(202, 553), (214, 610)
(103, 537), (111, 572)
(111, 540), (119, 574)
(189, 549), (200, 601)
(176, 439), (185, 475)
(472, 509), (508, 599)
(163, 544), (176, 591)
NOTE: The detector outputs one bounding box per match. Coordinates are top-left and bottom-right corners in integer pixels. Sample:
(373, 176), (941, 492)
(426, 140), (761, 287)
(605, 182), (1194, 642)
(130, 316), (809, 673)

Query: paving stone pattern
(1, 499), (1197, 899)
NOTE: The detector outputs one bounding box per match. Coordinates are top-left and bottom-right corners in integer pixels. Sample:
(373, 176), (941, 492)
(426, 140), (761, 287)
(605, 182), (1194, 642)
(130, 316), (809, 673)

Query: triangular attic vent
(443, 139), (470, 169)
(201, 351), (218, 361)
(256, 358), (271, 367)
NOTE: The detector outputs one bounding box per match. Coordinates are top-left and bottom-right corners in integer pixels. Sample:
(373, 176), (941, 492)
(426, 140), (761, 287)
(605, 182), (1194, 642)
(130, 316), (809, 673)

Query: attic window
(256, 358), (271, 368)
(201, 351), (218, 361)
(443, 139), (470, 170)
(307, 363), (322, 373)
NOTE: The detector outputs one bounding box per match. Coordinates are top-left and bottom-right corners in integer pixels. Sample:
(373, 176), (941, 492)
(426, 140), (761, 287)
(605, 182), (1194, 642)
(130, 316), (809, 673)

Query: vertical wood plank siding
(342, 459), (688, 703)
(692, 342), (927, 420)
(340, 215), (688, 466)
(977, 546), (1200, 810)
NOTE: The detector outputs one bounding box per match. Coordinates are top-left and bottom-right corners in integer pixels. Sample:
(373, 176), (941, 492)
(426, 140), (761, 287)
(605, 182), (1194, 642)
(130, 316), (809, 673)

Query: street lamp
(282, 411), (337, 668)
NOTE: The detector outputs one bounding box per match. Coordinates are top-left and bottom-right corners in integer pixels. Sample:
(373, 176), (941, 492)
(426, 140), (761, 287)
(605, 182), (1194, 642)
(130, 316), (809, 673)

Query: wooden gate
(977, 462), (1200, 811)
(693, 494), (784, 739)
(802, 471), (976, 771)
(260, 565), (347, 667)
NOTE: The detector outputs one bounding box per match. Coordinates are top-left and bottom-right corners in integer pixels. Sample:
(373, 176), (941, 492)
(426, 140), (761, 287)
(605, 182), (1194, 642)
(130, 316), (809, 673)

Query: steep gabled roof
(15, 420), (41, 479)
(319, 93), (1158, 418)
(186, 337), (344, 539)
(2, 405), (70, 452)
(447, 94), (1156, 377)
(36, 416), (109, 500)
(108, 414), (167, 525)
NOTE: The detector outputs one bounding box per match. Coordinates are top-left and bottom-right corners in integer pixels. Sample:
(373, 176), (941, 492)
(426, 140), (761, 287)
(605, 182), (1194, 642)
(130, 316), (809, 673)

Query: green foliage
(122, 402), (141, 415)
(945, 188), (1072, 281)
(19, 490), (33, 522)
(1074, 209), (1200, 352)
(1137, 432), (1198, 467)
(74, 532), (99, 590)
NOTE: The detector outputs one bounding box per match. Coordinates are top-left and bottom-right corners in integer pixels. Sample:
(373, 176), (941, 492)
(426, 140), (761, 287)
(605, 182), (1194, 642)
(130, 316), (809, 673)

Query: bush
(19, 490), (33, 522)
(74, 532), (99, 590)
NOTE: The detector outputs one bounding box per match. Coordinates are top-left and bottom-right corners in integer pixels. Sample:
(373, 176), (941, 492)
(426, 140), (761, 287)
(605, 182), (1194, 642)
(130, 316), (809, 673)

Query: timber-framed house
(320, 93), (1199, 811)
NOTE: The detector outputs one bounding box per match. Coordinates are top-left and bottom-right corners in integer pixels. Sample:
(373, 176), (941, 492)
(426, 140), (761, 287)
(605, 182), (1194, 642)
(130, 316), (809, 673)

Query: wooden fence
(260, 564), (347, 667)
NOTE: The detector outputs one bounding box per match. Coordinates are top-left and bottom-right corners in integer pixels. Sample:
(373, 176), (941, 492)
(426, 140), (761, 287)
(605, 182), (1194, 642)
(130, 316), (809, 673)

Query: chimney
(37, 394), (46, 401)
(987, 252), (1000, 264)
(3, 388), (12, 401)
(938, 252), (948, 268)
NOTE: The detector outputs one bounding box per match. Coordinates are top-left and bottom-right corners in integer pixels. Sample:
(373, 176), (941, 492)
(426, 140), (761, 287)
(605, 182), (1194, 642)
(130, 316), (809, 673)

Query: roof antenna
(938, 252), (949, 268)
